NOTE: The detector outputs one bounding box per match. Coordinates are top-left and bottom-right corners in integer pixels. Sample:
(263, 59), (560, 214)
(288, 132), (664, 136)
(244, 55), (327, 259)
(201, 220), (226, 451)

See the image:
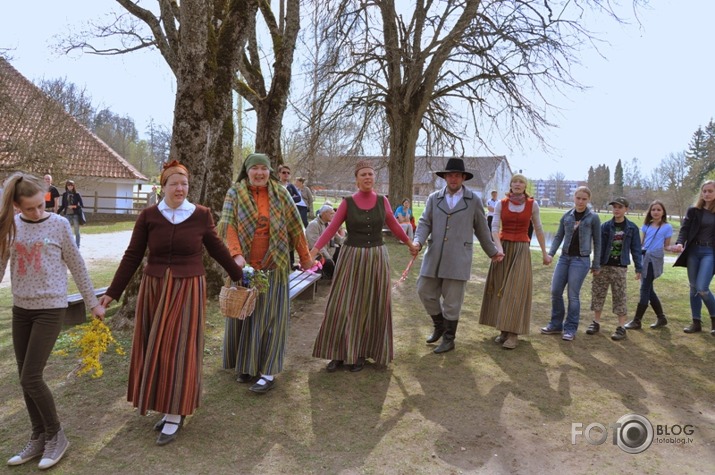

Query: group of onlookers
(5, 156), (715, 469)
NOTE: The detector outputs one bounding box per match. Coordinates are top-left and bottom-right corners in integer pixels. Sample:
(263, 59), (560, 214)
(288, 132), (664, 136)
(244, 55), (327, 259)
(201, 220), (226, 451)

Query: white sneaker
(38, 427), (69, 470)
(7, 433), (45, 466)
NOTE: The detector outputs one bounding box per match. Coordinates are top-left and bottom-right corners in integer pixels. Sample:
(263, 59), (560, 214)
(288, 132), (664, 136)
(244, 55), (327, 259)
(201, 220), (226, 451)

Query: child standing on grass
(1, 172), (105, 470)
(624, 200), (673, 330)
(585, 197), (642, 341)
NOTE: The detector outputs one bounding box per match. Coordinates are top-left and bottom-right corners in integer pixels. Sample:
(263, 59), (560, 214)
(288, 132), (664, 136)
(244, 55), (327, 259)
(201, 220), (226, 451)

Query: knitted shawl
(218, 179), (303, 275)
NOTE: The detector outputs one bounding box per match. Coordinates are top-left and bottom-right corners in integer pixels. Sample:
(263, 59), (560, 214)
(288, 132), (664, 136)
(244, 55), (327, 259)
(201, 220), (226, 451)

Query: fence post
(94, 191), (98, 213)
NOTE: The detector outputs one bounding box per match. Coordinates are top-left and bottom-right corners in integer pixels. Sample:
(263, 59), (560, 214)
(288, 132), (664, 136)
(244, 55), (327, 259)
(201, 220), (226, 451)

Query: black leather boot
(625, 303), (648, 329)
(426, 313), (445, 343)
(649, 300), (668, 328)
(434, 319), (458, 354)
(684, 319), (702, 333)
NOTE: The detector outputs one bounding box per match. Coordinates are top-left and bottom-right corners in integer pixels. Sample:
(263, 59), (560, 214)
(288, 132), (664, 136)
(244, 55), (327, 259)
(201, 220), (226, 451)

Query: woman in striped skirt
(101, 161), (243, 446)
(219, 153), (314, 393)
(479, 174), (552, 349)
(309, 160), (419, 372)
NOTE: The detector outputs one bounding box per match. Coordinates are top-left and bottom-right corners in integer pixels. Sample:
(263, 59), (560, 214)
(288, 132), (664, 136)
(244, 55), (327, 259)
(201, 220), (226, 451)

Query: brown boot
(502, 332), (518, 349)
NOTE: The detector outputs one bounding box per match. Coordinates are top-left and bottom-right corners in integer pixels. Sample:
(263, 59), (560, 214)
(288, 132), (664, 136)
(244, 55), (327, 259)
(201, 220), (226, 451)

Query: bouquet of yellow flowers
(54, 318), (125, 378)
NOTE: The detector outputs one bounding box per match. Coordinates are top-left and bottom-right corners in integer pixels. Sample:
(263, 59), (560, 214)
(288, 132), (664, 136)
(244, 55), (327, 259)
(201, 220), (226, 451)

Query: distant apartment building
(532, 179), (585, 206)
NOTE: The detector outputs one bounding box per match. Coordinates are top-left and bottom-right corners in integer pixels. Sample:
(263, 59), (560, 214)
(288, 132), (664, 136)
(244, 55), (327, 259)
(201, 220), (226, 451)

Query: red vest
(499, 197), (533, 243)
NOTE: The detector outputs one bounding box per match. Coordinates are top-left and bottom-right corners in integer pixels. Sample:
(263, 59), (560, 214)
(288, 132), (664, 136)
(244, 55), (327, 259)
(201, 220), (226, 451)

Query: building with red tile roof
(0, 57), (148, 214)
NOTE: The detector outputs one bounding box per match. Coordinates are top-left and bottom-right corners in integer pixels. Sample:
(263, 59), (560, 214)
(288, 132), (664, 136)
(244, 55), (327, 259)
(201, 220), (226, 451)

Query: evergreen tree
(685, 123), (712, 187)
(614, 159), (624, 197)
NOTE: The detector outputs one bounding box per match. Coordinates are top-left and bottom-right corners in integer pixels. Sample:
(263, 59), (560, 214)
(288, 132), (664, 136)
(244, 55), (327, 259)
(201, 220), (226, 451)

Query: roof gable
(0, 58), (147, 181)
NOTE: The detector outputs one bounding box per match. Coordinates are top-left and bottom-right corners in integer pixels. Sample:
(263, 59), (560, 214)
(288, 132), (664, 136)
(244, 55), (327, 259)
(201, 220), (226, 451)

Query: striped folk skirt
(128, 270), (206, 416)
(222, 270), (289, 376)
(478, 241), (533, 335)
(312, 244), (393, 365)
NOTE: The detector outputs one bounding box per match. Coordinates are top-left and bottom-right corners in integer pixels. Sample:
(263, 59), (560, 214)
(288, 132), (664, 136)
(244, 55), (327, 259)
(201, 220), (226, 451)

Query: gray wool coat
(414, 186), (498, 281)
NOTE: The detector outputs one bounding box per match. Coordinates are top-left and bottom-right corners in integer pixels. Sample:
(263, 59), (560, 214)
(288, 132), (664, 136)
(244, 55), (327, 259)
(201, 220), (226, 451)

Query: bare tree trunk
(386, 113), (420, 208)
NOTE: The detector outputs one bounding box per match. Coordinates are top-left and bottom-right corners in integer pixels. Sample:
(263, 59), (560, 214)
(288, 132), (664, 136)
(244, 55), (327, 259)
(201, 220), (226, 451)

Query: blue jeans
(686, 245), (715, 319)
(549, 255), (591, 332)
(66, 214), (81, 248)
(638, 262), (662, 309)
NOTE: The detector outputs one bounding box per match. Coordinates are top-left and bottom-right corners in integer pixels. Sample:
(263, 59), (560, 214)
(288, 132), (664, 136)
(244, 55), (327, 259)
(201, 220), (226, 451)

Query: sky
(1, 0), (713, 181)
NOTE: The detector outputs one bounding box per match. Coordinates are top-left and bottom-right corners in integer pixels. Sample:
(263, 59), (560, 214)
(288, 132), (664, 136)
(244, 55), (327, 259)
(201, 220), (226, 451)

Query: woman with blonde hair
(540, 186), (601, 341)
(2, 172), (104, 468)
(479, 173), (551, 349)
(671, 180), (715, 335)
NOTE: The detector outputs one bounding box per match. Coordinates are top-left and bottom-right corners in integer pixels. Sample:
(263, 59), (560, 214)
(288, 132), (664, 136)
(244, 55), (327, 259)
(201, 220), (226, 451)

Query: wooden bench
(288, 270), (321, 301)
(65, 286), (108, 325)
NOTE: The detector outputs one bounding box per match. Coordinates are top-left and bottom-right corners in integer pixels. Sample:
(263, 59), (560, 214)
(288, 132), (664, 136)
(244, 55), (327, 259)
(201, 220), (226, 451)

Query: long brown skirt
(479, 241), (533, 335)
(128, 269), (206, 416)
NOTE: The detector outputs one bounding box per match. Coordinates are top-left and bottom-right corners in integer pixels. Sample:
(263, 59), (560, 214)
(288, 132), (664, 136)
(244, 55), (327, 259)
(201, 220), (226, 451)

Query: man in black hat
(411, 158), (504, 353)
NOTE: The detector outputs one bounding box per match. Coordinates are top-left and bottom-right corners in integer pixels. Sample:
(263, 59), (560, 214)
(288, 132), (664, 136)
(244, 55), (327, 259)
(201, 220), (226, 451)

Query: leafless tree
(234, 0), (300, 167)
(315, 0), (644, 209)
(60, 0), (260, 306)
(550, 171), (566, 207)
(657, 151), (690, 222)
(61, 0), (258, 216)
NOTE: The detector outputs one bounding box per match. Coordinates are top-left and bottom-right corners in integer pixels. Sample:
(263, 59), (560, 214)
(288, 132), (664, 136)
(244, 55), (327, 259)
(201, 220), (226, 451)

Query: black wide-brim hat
(435, 158), (474, 181)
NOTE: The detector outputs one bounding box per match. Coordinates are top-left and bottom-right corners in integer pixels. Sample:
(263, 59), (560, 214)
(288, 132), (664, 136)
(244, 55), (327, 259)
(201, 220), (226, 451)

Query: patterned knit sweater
(0, 213), (99, 310)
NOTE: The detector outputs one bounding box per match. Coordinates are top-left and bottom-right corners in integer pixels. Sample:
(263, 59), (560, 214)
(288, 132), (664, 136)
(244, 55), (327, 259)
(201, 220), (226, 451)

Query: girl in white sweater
(1, 172), (104, 470)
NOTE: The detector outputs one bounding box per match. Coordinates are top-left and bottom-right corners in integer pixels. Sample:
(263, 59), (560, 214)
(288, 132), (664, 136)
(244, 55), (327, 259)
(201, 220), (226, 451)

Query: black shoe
(624, 319), (642, 330)
(349, 357), (366, 372)
(684, 319), (702, 333)
(650, 317), (668, 329)
(156, 420), (182, 446)
(611, 326), (627, 341)
(236, 373), (254, 383)
(326, 360), (343, 372)
(426, 314), (445, 343)
(586, 321), (600, 335)
(154, 415), (184, 432)
(249, 378), (276, 394)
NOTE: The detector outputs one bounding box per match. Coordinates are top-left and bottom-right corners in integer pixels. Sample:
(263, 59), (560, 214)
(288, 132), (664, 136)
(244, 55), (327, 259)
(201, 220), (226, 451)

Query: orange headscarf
(160, 160), (189, 186)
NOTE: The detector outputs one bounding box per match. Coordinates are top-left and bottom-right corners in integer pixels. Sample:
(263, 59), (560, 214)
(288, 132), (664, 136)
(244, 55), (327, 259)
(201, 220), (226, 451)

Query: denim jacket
(598, 217), (643, 273)
(549, 208), (602, 271)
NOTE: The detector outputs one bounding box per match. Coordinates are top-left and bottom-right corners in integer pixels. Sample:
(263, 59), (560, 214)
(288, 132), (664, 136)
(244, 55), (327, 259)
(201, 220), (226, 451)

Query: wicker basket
(219, 278), (258, 320)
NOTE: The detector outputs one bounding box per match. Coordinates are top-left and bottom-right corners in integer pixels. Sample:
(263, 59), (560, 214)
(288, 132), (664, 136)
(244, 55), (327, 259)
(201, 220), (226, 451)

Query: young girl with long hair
(672, 180), (715, 335)
(1, 172), (104, 469)
(624, 200), (673, 329)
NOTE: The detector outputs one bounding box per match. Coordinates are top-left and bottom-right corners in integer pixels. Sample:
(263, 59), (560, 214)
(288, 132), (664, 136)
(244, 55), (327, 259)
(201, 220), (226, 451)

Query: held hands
(98, 295), (113, 309)
(543, 253), (553, 265)
(668, 244), (683, 253)
(490, 251), (505, 263)
(308, 247), (320, 261)
(408, 241), (421, 257)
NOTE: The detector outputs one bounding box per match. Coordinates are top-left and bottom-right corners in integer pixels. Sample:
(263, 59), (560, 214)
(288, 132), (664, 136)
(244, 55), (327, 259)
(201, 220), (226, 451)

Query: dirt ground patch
(1, 239), (714, 474)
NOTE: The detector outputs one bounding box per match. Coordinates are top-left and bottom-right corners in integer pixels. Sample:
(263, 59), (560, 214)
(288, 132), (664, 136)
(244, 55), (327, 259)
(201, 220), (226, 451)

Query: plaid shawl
(218, 179), (303, 274)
